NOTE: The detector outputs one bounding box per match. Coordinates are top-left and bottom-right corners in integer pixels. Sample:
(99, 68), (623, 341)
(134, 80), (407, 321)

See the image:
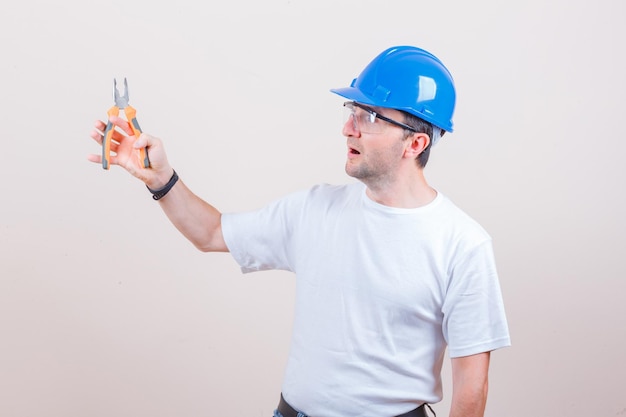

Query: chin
(345, 167), (363, 180)
(345, 164), (357, 178)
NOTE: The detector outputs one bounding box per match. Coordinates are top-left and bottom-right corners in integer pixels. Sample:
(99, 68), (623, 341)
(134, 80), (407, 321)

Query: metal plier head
(113, 78), (131, 109)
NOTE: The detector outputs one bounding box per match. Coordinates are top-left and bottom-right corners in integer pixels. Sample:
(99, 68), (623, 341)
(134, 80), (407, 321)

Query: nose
(342, 114), (361, 137)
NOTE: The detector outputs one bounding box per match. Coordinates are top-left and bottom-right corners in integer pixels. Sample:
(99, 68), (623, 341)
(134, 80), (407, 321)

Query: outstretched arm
(449, 352), (491, 417)
(88, 116), (228, 252)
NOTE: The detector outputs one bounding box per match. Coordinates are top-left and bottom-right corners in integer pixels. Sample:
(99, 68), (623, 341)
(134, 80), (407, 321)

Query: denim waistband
(274, 393), (434, 417)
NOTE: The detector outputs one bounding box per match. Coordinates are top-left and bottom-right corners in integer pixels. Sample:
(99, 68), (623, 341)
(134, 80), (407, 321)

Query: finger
(108, 130), (127, 144)
(94, 119), (107, 133)
(93, 122), (131, 145)
(90, 129), (103, 145)
(90, 128), (121, 148)
(109, 115), (135, 136)
(87, 153), (102, 164)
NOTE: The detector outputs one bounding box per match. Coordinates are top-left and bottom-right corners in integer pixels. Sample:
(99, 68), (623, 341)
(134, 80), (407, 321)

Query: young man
(89, 46), (510, 417)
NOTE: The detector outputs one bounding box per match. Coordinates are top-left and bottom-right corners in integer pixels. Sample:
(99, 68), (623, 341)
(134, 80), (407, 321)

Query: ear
(403, 132), (430, 159)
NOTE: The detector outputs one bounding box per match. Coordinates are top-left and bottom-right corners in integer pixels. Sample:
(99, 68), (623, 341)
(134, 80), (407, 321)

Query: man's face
(342, 103), (409, 185)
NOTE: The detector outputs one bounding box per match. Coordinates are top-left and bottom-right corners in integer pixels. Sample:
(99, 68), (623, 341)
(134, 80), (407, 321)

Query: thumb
(133, 133), (152, 149)
(132, 133), (169, 172)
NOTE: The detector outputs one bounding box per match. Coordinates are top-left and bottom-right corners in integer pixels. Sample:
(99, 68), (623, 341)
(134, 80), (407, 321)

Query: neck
(363, 168), (436, 209)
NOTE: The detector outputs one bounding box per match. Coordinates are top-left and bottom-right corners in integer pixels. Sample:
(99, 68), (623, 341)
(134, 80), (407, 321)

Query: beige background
(1, 0), (625, 416)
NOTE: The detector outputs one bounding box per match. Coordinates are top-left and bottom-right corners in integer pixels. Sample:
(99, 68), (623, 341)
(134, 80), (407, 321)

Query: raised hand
(88, 116), (173, 189)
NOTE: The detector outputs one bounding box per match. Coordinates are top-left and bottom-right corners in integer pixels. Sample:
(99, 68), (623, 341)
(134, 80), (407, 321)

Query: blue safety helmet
(331, 46), (456, 132)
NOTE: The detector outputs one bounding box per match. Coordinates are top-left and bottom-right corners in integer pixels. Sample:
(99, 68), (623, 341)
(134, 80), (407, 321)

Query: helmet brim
(330, 87), (378, 107)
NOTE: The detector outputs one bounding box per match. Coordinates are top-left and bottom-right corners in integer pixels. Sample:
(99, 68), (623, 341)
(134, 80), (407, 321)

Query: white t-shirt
(222, 182), (510, 417)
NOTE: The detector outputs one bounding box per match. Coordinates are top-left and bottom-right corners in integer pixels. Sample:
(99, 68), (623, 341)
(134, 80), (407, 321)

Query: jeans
(272, 410), (307, 417)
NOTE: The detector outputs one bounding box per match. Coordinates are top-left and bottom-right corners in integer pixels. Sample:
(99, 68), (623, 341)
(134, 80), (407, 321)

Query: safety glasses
(343, 101), (417, 134)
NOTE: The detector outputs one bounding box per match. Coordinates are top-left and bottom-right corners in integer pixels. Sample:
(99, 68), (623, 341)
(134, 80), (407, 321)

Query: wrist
(146, 169), (178, 200)
(145, 168), (174, 190)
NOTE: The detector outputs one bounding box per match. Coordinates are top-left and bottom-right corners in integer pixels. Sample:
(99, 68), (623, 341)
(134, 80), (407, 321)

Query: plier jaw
(101, 78), (150, 170)
(114, 78), (130, 109)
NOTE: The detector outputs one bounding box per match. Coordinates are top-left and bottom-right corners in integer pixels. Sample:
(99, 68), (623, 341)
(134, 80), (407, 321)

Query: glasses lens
(343, 102), (357, 130)
(343, 102), (383, 134)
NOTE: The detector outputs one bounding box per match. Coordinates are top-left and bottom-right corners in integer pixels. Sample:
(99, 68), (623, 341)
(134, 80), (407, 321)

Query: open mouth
(349, 148), (361, 155)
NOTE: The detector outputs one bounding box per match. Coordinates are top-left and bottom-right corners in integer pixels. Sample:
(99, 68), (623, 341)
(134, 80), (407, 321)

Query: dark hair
(402, 112), (446, 168)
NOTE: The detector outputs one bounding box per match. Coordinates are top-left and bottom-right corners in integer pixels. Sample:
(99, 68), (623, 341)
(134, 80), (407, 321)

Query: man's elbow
(194, 232), (229, 253)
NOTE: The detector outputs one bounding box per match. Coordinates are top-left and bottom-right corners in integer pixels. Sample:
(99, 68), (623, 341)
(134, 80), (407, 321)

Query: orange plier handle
(124, 105), (150, 169)
(101, 105), (150, 170)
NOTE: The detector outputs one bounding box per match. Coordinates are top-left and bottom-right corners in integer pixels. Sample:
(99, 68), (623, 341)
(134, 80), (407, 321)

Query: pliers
(102, 78), (150, 170)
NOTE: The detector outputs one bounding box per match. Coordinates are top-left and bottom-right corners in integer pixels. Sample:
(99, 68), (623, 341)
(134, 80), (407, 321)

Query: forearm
(449, 352), (490, 417)
(449, 378), (488, 417)
(156, 178), (227, 252)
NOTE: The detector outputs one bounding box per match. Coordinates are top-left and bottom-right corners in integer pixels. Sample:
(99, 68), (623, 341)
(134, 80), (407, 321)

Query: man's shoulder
(435, 193), (492, 242)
